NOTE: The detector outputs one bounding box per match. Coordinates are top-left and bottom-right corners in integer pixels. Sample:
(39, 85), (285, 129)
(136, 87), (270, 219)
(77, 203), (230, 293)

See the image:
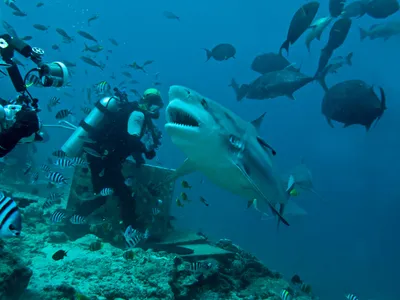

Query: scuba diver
(67, 87), (163, 229)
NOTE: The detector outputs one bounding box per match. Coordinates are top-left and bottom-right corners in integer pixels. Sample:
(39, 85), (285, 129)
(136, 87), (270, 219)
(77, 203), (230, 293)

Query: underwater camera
(0, 34), (70, 95)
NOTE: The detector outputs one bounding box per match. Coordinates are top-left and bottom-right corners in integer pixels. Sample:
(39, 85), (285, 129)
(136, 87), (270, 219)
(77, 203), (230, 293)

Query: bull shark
(164, 85), (297, 226)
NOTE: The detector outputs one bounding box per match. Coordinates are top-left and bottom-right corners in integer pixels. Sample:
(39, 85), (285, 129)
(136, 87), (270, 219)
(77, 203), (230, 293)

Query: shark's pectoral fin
(175, 158), (197, 177)
(235, 163), (290, 226)
(285, 201), (308, 217)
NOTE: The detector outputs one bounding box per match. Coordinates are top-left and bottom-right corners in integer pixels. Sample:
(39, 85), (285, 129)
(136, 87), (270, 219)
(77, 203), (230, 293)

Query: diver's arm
(0, 110), (39, 157)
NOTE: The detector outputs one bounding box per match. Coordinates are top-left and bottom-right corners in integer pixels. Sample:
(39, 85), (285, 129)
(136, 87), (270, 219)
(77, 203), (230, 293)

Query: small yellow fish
(290, 189), (299, 196)
(176, 198), (184, 207)
(181, 180), (192, 189)
(180, 192), (189, 201)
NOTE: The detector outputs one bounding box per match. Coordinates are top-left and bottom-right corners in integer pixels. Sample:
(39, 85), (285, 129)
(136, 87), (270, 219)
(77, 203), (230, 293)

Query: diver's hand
(13, 110), (39, 137)
(145, 149), (156, 160)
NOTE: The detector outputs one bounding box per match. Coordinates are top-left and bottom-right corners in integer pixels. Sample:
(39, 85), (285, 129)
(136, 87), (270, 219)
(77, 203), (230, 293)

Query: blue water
(1, 0), (399, 299)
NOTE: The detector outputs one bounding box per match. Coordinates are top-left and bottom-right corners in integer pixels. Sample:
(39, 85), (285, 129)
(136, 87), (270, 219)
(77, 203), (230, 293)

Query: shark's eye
(201, 99), (208, 109)
(229, 135), (243, 149)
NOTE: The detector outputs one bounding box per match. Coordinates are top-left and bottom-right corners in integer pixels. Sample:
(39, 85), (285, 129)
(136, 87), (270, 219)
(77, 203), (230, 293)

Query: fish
(109, 38), (118, 46)
(0, 192), (22, 237)
(30, 171), (39, 184)
(54, 158), (74, 168)
(47, 172), (67, 184)
(100, 188), (113, 196)
(52, 150), (66, 158)
(50, 210), (66, 223)
(323, 52), (353, 76)
(2, 21), (18, 37)
(329, 0), (347, 17)
(163, 11), (180, 21)
(33, 24), (50, 31)
(280, 2), (320, 55)
(203, 43), (236, 62)
(305, 16), (333, 52)
(55, 28), (74, 43)
(250, 52), (299, 75)
(280, 289), (293, 300)
(346, 294), (359, 300)
(83, 43), (103, 53)
(164, 85), (293, 226)
(127, 62), (147, 73)
(78, 136), (96, 144)
(69, 214), (86, 224)
(41, 164), (51, 172)
(52, 44), (60, 50)
(360, 21), (400, 41)
(88, 14), (99, 26)
(176, 198), (184, 207)
(341, 1), (368, 18)
(77, 30), (98, 42)
(12, 11), (27, 17)
(43, 193), (63, 209)
(124, 177), (135, 187)
(20, 36), (32, 41)
(123, 225), (143, 248)
(189, 261), (209, 273)
(47, 96), (61, 112)
(365, 0), (399, 19)
(83, 146), (102, 158)
(321, 80), (386, 131)
(36, 2), (44, 8)
(81, 107), (92, 115)
(80, 56), (104, 70)
(122, 71), (132, 78)
(199, 196), (209, 207)
(23, 164), (32, 175)
(52, 249), (67, 261)
(180, 192), (189, 201)
(94, 81), (110, 95)
(181, 180), (191, 189)
(55, 109), (73, 120)
(70, 157), (87, 167)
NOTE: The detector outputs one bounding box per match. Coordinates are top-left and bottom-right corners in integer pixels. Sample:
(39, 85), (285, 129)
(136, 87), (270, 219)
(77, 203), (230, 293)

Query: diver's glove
(144, 149), (156, 160)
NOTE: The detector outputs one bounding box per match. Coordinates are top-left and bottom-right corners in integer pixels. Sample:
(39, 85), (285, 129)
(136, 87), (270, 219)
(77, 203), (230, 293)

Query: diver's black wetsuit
(75, 101), (155, 228)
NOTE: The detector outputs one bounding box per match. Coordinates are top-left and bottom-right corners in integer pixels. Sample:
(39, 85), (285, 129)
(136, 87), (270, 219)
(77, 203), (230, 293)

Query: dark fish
(330, 0), (347, 17)
(232, 69), (313, 101)
(83, 146), (102, 158)
(2, 21), (18, 37)
(109, 38), (118, 46)
(360, 21), (400, 41)
(55, 28), (74, 43)
(83, 43), (103, 53)
(77, 30), (98, 42)
(36, 2), (44, 7)
(55, 109), (73, 120)
(127, 62), (147, 73)
(50, 210), (66, 223)
(323, 52), (353, 76)
(314, 18), (352, 81)
(52, 249), (67, 261)
(23, 164), (32, 175)
(200, 196), (209, 207)
(47, 172), (67, 184)
(203, 43), (236, 62)
(341, 1), (368, 18)
(12, 11), (27, 17)
(47, 96), (61, 112)
(88, 14), (99, 26)
(0, 192), (22, 237)
(122, 72), (132, 78)
(51, 44), (60, 50)
(80, 56), (104, 70)
(143, 60), (154, 66)
(280, 2), (320, 55)
(321, 80), (386, 130)
(251, 52), (298, 75)
(365, 0), (399, 19)
(33, 24), (50, 31)
(163, 11), (180, 21)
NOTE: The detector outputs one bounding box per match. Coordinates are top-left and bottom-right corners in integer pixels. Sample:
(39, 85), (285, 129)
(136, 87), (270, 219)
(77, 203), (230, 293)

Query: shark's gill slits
(169, 108), (199, 127)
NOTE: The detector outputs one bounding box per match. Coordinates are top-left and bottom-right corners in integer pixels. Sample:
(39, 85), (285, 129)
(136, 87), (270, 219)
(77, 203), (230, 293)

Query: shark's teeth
(168, 108), (199, 127)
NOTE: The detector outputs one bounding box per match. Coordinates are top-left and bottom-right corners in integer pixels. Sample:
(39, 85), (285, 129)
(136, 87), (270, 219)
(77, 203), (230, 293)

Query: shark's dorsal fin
(250, 112), (266, 131)
(257, 136), (277, 156)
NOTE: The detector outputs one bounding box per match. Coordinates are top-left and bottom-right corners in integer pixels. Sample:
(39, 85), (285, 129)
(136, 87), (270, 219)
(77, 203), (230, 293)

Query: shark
(164, 85), (297, 226)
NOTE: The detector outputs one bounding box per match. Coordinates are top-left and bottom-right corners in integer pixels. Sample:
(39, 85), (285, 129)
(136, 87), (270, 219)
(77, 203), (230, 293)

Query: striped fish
(123, 225), (142, 248)
(30, 171), (39, 184)
(69, 214), (86, 224)
(0, 192), (22, 237)
(152, 208), (160, 216)
(55, 109), (73, 120)
(280, 289), (292, 300)
(54, 158), (74, 168)
(189, 261), (207, 272)
(52, 150), (66, 158)
(47, 96), (61, 112)
(43, 193), (63, 209)
(94, 80), (111, 95)
(50, 210), (65, 223)
(41, 164), (51, 172)
(47, 172), (67, 184)
(81, 106), (92, 115)
(100, 188), (113, 196)
(346, 294), (358, 300)
(71, 157), (87, 167)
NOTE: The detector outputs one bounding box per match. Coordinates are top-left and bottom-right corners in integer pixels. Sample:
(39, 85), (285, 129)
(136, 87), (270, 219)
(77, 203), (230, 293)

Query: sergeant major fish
(0, 192), (22, 237)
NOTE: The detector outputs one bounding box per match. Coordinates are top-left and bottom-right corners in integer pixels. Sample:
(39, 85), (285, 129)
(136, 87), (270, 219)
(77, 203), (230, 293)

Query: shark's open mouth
(167, 107), (199, 127)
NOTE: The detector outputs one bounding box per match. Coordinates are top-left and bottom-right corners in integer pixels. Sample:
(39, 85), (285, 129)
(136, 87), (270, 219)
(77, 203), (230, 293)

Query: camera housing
(39, 61), (70, 88)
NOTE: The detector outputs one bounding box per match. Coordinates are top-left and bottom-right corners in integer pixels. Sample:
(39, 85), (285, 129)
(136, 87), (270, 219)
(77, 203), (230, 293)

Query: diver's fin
(250, 112), (266, 131)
